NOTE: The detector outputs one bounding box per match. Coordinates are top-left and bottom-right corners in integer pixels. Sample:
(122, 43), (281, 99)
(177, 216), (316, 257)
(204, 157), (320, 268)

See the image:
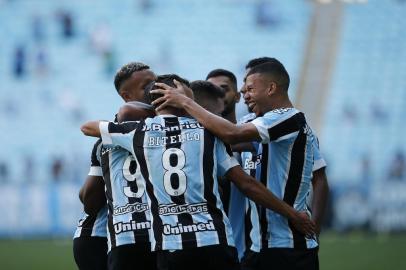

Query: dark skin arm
(151, 82), (261, 145)
(231, 142), (256, 153)
(226, 166), (316, 236)
(79, 175), (106, 216)
(117, 101), (155, 123)
(81, 121), (102, 137)
(81, 102), (155, 137)
(311, 167), (329, 236)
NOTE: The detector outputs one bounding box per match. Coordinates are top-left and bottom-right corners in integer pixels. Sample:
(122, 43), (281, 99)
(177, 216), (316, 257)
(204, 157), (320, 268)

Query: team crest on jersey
(303, 123), (313, 135)
(101, 146), (121, 155)
(77, 215), (88, 227)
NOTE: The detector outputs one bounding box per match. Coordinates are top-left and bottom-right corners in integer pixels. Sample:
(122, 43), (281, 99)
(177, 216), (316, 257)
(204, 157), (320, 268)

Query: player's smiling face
(244, 73), (269, 116)
(119, 69), (156, 103)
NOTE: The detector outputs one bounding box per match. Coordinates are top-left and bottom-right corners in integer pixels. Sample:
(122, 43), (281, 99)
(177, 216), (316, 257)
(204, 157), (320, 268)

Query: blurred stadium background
(0, 0), (405, 269)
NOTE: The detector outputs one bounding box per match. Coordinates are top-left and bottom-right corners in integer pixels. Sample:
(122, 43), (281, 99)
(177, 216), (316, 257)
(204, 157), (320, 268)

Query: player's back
(99, 143), (152, 251)
(101, 114), (238, 251)
(137, 115), (236, 250)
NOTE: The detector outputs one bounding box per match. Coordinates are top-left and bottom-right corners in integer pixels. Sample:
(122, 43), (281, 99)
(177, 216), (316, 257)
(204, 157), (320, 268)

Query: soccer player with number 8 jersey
(81, 74), (316, 270)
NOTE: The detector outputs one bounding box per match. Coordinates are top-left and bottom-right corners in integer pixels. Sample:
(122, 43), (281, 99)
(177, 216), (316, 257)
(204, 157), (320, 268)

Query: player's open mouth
(248, 102), (256, 111)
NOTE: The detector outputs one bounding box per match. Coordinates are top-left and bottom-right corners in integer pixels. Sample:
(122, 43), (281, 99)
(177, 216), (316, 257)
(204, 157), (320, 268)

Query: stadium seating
(0, 0), (405, 234)
(0, 0), (311, 185)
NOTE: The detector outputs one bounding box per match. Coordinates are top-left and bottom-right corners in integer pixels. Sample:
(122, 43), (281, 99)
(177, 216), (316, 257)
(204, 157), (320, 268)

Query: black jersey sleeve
(88, 139), (103, 176)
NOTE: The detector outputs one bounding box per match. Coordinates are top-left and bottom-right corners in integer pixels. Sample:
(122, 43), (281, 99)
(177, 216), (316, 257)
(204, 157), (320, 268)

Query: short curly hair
(144, 74), (190, 106)
(114, 62), (150, 92)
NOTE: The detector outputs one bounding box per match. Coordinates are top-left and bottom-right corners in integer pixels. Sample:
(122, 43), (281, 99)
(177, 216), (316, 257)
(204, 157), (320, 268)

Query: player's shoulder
(238, 112), (256, 124)
(256, 107), (299, 122)
(263, 107), (299, 117)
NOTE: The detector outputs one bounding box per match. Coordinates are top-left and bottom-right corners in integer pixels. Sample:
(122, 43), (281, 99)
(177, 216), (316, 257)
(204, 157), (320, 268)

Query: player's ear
(267, 82), (277, 96)
(234, 91), (241, 103)
(119, 91), (130, 102)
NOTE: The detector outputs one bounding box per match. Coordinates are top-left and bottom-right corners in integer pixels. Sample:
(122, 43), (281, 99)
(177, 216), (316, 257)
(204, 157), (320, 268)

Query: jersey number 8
(122, 148), (187, 198)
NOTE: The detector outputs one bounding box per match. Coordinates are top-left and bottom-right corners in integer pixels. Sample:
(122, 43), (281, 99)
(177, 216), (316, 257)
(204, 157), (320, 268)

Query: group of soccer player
(73, 57), (329, 270)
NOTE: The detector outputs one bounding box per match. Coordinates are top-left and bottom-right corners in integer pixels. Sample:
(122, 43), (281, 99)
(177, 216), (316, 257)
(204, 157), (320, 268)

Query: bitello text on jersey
(99, 115), (238, 251)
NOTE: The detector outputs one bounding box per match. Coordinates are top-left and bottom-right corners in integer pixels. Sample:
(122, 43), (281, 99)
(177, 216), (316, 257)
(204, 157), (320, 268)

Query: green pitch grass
(0, 232), (405, 270)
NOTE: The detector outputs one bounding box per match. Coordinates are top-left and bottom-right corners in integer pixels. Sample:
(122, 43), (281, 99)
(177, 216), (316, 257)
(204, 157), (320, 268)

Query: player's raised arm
(151, 83), (261, 145)
(116, 101), (155, 123)
(81, 121), (102, 137)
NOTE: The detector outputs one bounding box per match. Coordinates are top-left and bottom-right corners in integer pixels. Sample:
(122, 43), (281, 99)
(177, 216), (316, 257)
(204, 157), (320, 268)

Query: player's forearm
(82, 176), (106, 216)
(231, 142), (256, 153)
(242, 178), (297, 220)
(311, 169), (329, 234)
(79, 186), (84, 203)
(81, 121), (102, 137)
(228, 167), (297, 220)
(182, 98), (242, 144)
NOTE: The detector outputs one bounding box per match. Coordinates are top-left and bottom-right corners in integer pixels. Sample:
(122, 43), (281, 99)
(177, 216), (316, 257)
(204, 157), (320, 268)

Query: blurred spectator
(388, 151), (406, 180)
(23, 155), (35, 183)
(103, 49), (116, 76)
(56, 10), (74, 39)
(138, 0), (153, 13)
(89, 23), (116, 75)
(255, 0), (278, 27)
(58, 88), (85, 122)
(34, 46), (49, 77)
(156, 39), (174, 71)
(370, 101), (388, 123)
(51, 157), (64, 182)
(359, 154), (372, 197)
(32, 14), (45, 43)
(90, 23), (112, 55)
(342, 103), (358, 123)
(0, 161), (9, 183)
(2, 98), (19, 117)
(13, 45), (26, 78)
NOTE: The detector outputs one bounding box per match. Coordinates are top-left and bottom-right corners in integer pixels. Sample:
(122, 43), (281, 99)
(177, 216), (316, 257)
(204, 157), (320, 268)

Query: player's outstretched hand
(81, 121), (102, 137)
(151, 79), (193, 111)
(290, 211), (316, 236)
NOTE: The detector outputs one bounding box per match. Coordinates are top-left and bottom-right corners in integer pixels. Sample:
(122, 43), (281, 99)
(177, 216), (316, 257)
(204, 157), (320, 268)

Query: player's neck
(156, 108), (185, 117)
(222, 110), (237, 124)
(268, 96), (294, 112)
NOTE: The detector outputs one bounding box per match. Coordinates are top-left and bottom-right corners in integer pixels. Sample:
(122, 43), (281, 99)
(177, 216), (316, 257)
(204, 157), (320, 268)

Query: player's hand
(151, 80), (194, 111)
(290, 211), (316, 237)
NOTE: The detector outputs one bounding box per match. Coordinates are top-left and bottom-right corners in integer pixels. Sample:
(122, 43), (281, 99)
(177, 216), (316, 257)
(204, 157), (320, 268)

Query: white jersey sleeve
(99, 121), (140, 153)
(215, 138), (239, 177)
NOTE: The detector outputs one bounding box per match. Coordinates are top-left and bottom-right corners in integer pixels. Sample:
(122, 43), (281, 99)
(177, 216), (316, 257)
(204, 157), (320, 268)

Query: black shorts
(108, 243), (157, 270)
(156, 244), (240, 270)
(240, 250), (260, 270)
(258, 247), (319, 270)
(73, 236), (108, 270)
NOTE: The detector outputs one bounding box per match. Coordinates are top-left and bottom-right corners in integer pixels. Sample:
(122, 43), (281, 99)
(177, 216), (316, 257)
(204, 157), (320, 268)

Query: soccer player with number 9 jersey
(81, 74), (316, 270)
